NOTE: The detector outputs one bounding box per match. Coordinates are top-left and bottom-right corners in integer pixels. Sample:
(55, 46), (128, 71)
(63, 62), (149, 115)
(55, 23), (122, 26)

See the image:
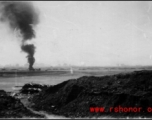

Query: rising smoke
(0, 1), (39, 71)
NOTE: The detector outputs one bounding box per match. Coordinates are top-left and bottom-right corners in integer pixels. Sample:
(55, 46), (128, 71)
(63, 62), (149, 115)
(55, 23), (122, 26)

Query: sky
(0, 1), (152, 67)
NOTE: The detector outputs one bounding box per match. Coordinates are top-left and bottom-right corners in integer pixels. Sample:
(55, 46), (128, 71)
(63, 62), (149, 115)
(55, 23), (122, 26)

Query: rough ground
(0, 90), (44, 118)
(2, 70), (152, 118)
(30, 70), (152, 118)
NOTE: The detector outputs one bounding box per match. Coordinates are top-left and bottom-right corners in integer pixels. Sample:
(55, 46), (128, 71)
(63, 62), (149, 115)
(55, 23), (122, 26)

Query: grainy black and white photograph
(0, 1), (152, 119)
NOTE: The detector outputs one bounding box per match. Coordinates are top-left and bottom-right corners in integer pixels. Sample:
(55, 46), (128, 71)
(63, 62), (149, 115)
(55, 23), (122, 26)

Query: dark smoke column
(0, 2), (39, 71)
(22, 45), (35, 71)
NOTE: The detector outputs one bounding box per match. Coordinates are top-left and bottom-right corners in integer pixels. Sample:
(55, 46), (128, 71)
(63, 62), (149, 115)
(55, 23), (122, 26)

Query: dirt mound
(0, 90), (44, 118)
(30, 70), (152, 118)
(20, 83), (49, 94)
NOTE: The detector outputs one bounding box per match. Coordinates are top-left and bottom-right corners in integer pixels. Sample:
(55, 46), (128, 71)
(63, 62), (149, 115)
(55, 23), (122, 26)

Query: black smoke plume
(0, 2), (39, 71)
(21, 45), (35, 71)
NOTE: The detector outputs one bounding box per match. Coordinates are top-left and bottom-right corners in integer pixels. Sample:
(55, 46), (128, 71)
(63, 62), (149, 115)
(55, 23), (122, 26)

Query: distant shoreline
(0, 70), (70, 77)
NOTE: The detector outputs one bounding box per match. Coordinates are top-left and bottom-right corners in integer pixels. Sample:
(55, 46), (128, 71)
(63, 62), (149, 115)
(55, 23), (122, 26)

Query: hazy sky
(1, 1), (152, 67)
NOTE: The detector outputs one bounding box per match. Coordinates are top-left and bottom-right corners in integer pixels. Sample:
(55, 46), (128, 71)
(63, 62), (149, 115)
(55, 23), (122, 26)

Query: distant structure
(70, 67), (73, 74)
(32, 68), (41, 71)
(1, 68), (6, 71)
